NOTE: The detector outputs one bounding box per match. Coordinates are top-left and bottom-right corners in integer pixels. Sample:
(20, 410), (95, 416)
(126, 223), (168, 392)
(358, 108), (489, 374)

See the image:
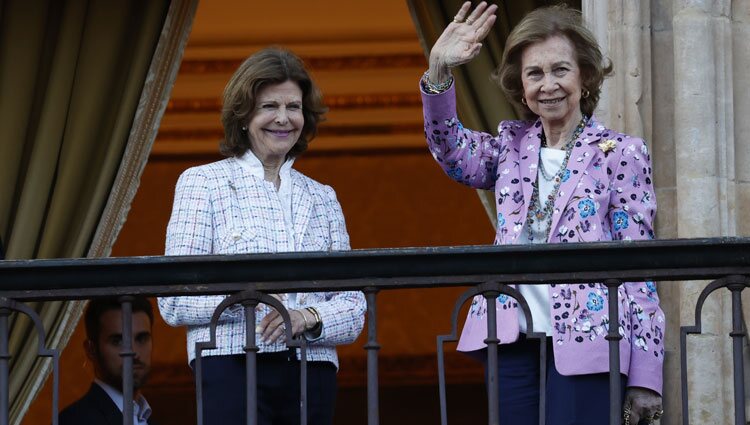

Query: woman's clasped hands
(256, 294), (317, 344)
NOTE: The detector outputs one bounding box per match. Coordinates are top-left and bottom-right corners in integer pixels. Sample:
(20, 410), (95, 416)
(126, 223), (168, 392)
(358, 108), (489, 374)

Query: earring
(582, 89), (590, 99)
(241, 126), (248, 132)
(521, 97), (527, 106)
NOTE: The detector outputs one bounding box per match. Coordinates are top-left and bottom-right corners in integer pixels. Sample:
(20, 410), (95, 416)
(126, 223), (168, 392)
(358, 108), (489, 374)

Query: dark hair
(220, 47), (327, 158)
(493, 5), (612, 120)
(84, 296), (154, 343)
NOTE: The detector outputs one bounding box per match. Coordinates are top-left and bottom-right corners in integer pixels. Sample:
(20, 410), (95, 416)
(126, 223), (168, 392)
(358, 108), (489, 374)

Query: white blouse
(515, 147), (566, 336)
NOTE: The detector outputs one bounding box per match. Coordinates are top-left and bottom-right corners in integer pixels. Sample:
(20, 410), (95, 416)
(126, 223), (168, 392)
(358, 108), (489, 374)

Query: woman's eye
(261, 104), (276, 110)
(136, 334), (152, 344)
(288, 104), (302, 111)
(554, 68), (568, 75)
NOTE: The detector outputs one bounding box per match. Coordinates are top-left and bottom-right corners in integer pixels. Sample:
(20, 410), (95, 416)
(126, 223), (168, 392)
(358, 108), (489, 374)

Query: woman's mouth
(539, 98), (564, 105)
(265, 129), (293, 137)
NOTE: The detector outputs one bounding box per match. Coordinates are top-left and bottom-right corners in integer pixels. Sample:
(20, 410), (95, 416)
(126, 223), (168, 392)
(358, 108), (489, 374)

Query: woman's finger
(651, 407), (664, 421)
(267, 322), (285, 344)
(277, 319), (289, 343)
(473, 3), (498, 33)
(452, 1), (472, 23)
(464, 1), (488, 25)
(265, 315), (287, 343)
(257, 309), (277, 335)
(475, 14), (497, 40)
(468, 43), (483, 58)
(631, 402), (656, 424)
(625, 403), (641, 424)
(629, 412), (641, 424)
(260, 311), (282, 340)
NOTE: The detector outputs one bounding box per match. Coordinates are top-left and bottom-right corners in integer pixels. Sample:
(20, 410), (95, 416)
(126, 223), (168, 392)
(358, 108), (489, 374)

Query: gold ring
(453, 16), (464, 23)
(466, 18), (475, 25)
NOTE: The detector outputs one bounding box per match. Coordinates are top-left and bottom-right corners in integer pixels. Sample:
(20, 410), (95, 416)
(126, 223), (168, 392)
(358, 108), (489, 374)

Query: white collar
(236, 149), (295, 184)
(95, 379), (152, 422)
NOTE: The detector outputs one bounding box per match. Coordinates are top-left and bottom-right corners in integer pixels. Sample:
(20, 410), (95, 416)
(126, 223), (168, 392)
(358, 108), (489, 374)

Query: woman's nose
(541, 73), (557, 92)
(275, 108), (289, 124)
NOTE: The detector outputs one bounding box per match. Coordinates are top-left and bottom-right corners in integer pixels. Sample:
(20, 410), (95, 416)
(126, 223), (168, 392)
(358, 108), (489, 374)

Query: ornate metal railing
(1, 238), (750, 425)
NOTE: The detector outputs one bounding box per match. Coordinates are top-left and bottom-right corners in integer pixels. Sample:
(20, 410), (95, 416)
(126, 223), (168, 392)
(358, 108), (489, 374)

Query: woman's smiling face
(247, 80), (304, 164)
(520, 35), (583, 128)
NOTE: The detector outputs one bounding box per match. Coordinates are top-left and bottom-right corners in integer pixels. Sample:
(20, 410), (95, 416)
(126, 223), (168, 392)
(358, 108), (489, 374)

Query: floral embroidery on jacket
(422, 86), (665, 392)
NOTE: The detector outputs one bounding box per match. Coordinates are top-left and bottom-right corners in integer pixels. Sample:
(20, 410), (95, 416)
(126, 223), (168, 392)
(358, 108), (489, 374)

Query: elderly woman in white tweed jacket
(158, 47), (365, 425)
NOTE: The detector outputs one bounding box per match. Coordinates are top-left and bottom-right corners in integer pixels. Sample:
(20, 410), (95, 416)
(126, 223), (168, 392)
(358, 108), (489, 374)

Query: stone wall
(584, 1), (750, 423)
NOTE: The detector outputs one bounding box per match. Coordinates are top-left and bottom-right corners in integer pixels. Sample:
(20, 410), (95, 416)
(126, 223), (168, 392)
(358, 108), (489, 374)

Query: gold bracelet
(298, 309), (310, 330)
(306, 307), (322, 328)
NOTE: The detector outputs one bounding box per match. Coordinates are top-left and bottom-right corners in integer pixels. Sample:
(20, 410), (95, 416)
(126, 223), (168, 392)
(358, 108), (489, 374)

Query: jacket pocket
(217, 226), (258, 254)
(303, 233), (331, 252)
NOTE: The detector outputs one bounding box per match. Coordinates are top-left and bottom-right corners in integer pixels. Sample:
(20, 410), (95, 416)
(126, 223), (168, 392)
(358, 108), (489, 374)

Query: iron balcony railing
(1, 238), (749, 425)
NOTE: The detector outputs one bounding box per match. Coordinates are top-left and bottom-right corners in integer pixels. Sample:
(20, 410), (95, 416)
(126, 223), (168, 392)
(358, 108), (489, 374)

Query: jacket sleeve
(421, 81), (508, 190)
(304, 185), (366, 346)
(158, 167), (241, 327)
(608, 137), (665, 395)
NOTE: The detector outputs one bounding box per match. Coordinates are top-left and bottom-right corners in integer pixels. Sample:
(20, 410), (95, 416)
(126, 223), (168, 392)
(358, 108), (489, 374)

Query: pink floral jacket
(422, 84), (665, 395)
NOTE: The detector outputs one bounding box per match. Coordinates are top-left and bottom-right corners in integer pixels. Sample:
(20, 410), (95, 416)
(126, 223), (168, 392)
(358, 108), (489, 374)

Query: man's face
(86, 310), (152, 391)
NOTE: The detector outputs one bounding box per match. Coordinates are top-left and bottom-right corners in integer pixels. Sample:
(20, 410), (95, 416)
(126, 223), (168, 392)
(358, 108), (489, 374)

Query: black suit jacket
(58, 383), (156, 425)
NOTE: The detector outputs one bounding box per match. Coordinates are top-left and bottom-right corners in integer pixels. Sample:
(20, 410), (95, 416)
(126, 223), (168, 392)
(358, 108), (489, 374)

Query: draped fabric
(0, 0), (197, 422)
(405, 0), (581, 227)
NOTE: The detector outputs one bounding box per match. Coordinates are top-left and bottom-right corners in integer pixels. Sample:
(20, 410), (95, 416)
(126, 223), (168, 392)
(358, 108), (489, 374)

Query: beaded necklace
(525, 116), (589, 242)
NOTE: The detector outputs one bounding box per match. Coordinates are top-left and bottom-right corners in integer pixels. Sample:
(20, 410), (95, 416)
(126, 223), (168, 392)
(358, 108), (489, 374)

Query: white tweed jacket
(158, 157), (366, 367)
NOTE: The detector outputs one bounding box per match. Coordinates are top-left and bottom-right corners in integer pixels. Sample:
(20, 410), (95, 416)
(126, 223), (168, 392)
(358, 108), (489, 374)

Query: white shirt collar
(95, 379), (152, 423)
(236, 149), (295, 185)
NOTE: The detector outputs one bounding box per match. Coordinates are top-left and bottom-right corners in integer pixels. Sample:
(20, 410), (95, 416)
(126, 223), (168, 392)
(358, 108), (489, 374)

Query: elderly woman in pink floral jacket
(421, 3), (664, 425)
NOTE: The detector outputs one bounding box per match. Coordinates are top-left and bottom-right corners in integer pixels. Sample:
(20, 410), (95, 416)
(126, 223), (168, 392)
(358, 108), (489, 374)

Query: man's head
(84, 297), (153, 392)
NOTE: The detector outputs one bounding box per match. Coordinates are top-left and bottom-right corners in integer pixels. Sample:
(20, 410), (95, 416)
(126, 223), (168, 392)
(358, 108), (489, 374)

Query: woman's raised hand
(428, 1), (498, 84)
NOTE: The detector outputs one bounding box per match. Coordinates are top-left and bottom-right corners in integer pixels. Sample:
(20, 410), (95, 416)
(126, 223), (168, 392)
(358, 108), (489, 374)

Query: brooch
(598, 139), (617, 155)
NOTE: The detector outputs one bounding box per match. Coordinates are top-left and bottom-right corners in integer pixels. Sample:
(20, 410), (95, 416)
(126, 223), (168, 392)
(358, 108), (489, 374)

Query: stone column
(674, 1), (734, 421)
(734, 1), (750, 237)
(649, 3), (682, 423)
(733, 0), (750, 417)
(584, 0), (651, 142)
(584, 0), (746, 423)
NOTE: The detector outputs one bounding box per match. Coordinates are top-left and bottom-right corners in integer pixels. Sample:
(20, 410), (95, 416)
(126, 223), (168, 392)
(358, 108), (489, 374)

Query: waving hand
(428, 1), (498, 85)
